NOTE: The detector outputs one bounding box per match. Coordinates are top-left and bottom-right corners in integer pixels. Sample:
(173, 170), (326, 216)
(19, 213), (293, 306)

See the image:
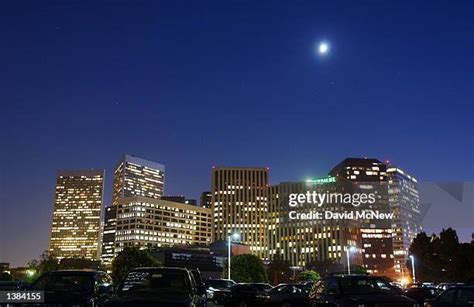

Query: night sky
(1, 0), (473, 267)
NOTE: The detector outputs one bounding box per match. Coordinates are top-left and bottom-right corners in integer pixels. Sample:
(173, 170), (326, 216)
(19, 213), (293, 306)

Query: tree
(297, 270), (320, 282)
(230, 254), (268, 283)
(267, 254), (291, 285)
(112, 247), (159, 284)
(27, 251), (59, 281)
(409, 228), (474, 282)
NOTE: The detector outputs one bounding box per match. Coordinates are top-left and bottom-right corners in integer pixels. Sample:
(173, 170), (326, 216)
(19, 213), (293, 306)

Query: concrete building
(387, 166), (422, 278)
(200, 191), (212, 208)
(211, 167), (269, 259)
(268, 179), (363, 269)
(329, 158), (395, 278)
(161, 195), (197, 205)
(114, 196), (212, 254)
(49, 170), (104, 260)
(101, 155), (165, 266)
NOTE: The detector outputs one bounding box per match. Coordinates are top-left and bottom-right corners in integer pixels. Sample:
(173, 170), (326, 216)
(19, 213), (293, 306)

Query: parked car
(190, 269), (207, 306)
(403, 285), (439, 305)
(204, 279), (235, 302)
(103, 267), (206, 307)
(0, 280), (29, 290)
(436, 282), (464, 291)
(220, 283), (273, 307)
(267, 283), (310, 307)
(308, 275), (419, 307)
(425, 285), (474, 307)
(28, 270), (114, 307)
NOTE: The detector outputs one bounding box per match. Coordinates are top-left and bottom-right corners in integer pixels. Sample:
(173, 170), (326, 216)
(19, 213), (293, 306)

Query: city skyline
(1, 153), (473, 267)
(1, 0), (473, 268)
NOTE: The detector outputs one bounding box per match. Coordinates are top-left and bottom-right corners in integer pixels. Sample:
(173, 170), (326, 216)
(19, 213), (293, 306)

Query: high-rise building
(387, 166), (421, 278)
(114, 196), (212, 254)
(211, 167), (269, 259)
(161, 195), (197, 205)
(49, 170), (104, 260)
(268, 179), (363, 268)
(330, 158), (395, 278)
(112, 154), (165, 204)
(100, 206), (116, 265)
(101, 155), (165, 266)
(200, 191), (212, 208)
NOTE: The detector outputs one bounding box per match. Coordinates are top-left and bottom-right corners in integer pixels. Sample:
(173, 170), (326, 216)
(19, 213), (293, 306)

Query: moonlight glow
(318, 41), (329, 55)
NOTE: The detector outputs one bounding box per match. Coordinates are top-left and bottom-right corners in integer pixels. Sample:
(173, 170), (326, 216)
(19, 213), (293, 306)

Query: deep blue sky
(1, 0), (473, 267)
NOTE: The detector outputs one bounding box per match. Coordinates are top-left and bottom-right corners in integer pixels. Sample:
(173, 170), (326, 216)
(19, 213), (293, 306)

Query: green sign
(305, 176), (336, 184)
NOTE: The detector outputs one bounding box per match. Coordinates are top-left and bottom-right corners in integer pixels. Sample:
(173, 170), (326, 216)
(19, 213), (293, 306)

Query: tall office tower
(330, 158), (396, 278)
(200, 191), (212, 208)
(101, 155), (165, 266)
(49, 170), (105, 260)
(112, 154), (165, 204)
(387, 166), (421, 278)
(100, 206), (116, 265)
(114, 196), (212, 254)
(211, 167), (269, 259)
(268, 178), (363, 268)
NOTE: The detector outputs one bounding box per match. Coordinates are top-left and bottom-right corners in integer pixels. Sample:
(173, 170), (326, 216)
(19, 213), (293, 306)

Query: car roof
(130, 267), (189, 272)
(40, 270), (105, 276)
(325, 275), (382, 279)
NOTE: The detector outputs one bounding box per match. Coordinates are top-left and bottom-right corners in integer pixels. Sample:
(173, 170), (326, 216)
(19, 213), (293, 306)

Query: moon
(318, 41), (330, 55)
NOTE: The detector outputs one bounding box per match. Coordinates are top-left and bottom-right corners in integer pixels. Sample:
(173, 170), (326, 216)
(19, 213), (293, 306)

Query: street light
(409, 255), (416, 283)
(346, 246), (357, 275)
(228, 232), (240, 279)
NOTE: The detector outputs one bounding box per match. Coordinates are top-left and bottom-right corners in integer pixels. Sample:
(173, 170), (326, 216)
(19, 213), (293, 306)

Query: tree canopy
(111, 247), (159, 284)
(298, 270), (320, 282)
(409, 228), (474, 282)
(230, 254), (268, 283)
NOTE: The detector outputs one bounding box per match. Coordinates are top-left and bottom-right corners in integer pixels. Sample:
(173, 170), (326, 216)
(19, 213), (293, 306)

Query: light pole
(409, 255), (416, 283)
(228, 232), (240, 279)
(346, 246), (357, 275)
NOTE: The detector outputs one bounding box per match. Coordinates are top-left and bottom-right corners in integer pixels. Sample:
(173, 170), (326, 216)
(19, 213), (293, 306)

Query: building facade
(101, 155), (165, 266)
(161, 195), (197, 205)
(49, 170), (104, 260)
(329, 158), (395, 278)
(112, 154), (165, 204)
(200, 191), (212, 208)
(114, 196), (212, 254)
(268, 180), (363, 269)
(211, 167), (269, 259)
(387, 166), (421, 278)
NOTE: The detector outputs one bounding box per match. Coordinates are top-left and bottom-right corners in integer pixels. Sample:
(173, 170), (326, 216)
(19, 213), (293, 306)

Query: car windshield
(205, 280), (234, 289)
(32, 274), (94, 292)
(339, 278), (393, 294)
(119, 270), (191, 294)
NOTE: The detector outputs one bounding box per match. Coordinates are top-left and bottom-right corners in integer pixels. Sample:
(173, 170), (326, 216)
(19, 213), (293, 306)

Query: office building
(268, 179), (363, 268)
(200, 191), (212, 208)
(387, 166), (422, 278)
(101, 154), (165, 266)
(112, 154), (165, 204)
(329, 158), (395, 278)
(211, 167), (269, 259)
(114, 196), (212, 254)
(161, 195), (197, 205)
(49, 170), (104, 260)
